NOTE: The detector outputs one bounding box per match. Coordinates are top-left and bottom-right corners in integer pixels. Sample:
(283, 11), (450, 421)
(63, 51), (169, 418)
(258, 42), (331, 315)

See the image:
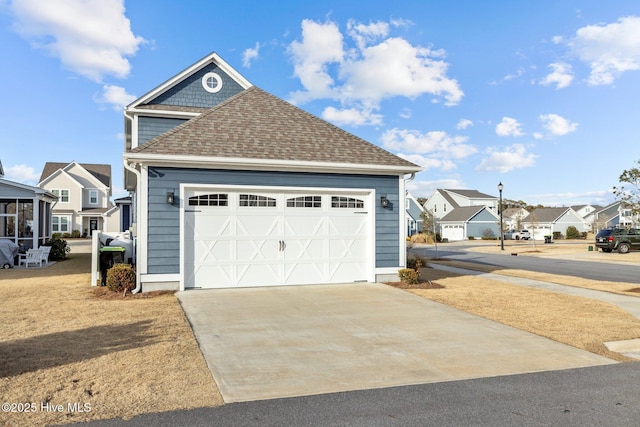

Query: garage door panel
(185, 189), (371, 289)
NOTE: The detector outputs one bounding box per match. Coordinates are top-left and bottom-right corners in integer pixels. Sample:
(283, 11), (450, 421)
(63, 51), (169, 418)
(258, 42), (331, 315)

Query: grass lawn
(390, 262), (640, 363)
(0, 252), (223, 426)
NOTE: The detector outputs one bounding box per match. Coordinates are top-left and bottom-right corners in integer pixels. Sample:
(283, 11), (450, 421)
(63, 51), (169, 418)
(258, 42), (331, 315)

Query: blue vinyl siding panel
(146, 167), (400, 274)
(149, 64), (245, 108)
(467, 209), (499, 238)
(138, 117), (188, 146)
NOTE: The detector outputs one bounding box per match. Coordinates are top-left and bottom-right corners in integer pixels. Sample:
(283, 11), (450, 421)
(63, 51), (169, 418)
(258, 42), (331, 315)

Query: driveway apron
(177, 283), (614, 403)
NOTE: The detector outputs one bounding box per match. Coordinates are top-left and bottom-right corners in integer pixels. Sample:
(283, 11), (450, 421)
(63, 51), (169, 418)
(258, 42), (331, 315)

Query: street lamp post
(498, 182), (504, 251)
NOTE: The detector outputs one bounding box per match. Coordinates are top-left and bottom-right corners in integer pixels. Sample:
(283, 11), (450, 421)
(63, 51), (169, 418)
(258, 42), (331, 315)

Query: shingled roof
(130, 86), (420, 170)
(39, 162), (111, 187)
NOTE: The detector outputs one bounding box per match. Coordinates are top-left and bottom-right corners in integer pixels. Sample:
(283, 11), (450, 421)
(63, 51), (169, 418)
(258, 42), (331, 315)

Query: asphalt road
(410, 243), (640, 284)
(68, 363), (640, 426)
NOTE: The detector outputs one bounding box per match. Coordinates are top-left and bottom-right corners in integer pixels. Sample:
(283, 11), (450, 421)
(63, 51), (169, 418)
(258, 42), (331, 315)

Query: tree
(420, 208), (435, 236)
(613, 159), (640, 217)
(416, 197), (428, 206)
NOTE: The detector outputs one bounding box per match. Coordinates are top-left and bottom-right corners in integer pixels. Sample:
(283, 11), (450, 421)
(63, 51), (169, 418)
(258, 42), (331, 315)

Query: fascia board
(127, 52), (253, 108)
(125, 107), (201, 119)
(123, 153), (423, 175)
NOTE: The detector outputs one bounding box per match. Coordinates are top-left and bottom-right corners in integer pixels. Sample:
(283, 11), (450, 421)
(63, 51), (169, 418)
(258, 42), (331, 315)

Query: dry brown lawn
(392, 266), (640, 363)
(0, 252), (222, 426)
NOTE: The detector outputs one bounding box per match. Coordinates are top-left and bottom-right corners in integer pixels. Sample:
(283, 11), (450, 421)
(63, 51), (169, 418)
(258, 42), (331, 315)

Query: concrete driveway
(178, 283), (614, 403)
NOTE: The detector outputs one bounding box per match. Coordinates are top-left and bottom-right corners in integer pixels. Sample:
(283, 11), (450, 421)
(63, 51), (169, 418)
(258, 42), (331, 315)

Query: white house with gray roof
(523, 207), (586, 239)
(422, 189), (499, 241)
(122, 52), (421, 292)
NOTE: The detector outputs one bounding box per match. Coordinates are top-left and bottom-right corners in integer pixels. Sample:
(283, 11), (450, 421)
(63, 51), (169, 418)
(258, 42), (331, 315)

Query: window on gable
(52, 189), (69, 203)
(331, 196), (364, 209)
(188, 194), (228, 207)
(89, 190), (98, 205)
(286, 196), (321, 208)
(239, 194), (276, 207)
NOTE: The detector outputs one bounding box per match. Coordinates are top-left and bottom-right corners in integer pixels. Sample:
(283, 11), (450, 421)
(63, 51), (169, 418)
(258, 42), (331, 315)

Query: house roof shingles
(440, 206), (486, 222)
(527, 207), (569, 223)
(130, 86), (419, 170)
(40, 162), (111, 187)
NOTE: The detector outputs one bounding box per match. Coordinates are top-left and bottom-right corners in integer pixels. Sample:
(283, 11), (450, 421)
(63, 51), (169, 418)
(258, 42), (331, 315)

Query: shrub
(553, 231), (563, 240)
(44, 236), (70, 260)
(468, 236), (475, 240)
(398, 268), (419, 285)
(565, 226), (580, 239)
(71, 229), (81, 238)
(482, 228), (496, 239)
(106, 264), (136, 293)
(406, 255), (425, 271)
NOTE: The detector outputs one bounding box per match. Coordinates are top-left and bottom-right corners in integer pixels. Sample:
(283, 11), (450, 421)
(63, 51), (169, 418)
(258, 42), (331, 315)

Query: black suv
(595, 228), (640, 254)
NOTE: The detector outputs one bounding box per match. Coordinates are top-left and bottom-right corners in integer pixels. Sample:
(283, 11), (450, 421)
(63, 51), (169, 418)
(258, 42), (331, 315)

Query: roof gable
(445, 189), (496, 200)
(129, 86), (419, 171)
(440, 206), (488, 222)
(128, 52), (252, 110)
(39, 162), (111, 187)
(526, 207), (571, 223)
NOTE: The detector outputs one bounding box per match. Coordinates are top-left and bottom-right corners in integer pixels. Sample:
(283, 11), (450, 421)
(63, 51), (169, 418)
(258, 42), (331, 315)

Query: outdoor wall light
(380, 196), (389, 208)
(166, 191), (175, 205)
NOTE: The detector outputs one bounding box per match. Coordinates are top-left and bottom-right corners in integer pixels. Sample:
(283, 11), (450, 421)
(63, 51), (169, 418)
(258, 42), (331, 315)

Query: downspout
(123, 158), (142, 294)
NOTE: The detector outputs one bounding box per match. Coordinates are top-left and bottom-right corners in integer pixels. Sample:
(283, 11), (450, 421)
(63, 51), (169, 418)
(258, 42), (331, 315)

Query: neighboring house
(422, 189), (499, 240)
(0, 161), (57, 250)
(439, 206), (500, 241)
(592, 201), (638, 230)
(423, 189), (498, 220)
(122, 52), (421, 292)
(523, 207), (586, 239)
(502, 207), (530, 231)
(38, 161), (116, 236)
(405, 191), (426, 236)
(114, 196), (133, 232)
(572, 204), (599, 231)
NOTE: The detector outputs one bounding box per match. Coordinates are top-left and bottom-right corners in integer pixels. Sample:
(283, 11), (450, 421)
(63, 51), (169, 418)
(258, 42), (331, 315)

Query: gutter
(122, 158), (142, 294)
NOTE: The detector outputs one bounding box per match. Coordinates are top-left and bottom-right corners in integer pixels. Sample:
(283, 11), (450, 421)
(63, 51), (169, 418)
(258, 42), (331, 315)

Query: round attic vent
(202, 72), (223, 93)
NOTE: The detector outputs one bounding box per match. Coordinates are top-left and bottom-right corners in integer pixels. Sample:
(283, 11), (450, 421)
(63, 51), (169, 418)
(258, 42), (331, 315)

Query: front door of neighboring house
(90, 218), (98, 233)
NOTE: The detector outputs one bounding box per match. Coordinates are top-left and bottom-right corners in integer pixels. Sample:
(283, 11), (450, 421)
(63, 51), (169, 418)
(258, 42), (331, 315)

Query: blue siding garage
(146, 167), (400, 275)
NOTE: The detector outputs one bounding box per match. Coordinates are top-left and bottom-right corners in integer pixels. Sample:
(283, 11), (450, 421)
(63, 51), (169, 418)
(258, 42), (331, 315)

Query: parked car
(595, 228), (640, 254)
(504, 229), (531, 240)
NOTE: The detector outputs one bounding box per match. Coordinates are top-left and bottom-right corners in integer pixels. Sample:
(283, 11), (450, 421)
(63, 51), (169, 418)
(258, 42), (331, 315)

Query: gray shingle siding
(149, 64), (245, 108)
(138, 117), (188, 146)
(146, 167), (400, 274)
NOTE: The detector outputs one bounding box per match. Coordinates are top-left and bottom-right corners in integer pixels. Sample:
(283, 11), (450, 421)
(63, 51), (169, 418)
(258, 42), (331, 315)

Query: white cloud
(456, 118), (473, 130)
(96, 84), (136, 111)
(382, 128), (477, 158)
(539, 62), (574, 89)
(475, 144), (537, 173)
(322, 106), (383, 126)
(397, 154), (456, 171)
(9, 0), (145, 82)
(504, 67), (525, 81)
(287, 19), (344, 103)
(569, 16), (640, 85)
(287, 18), (463, 126)
(243, 42), (260, 68)
(4, 164), (40, 184)
(495, 117), (524, 137)
(539, 113), (578, 136)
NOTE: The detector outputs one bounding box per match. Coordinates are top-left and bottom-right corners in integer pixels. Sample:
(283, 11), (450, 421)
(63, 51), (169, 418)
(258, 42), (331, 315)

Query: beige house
(38, 162), (119, 236)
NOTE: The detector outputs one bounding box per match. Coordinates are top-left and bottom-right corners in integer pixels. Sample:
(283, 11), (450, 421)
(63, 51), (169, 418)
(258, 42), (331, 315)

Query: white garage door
(442, 224), (464, 241)
(183, 188), (372, 289)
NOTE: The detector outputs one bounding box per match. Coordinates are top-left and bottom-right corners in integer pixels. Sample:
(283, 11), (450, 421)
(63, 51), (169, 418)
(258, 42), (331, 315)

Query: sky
(1, 0), (639, 207)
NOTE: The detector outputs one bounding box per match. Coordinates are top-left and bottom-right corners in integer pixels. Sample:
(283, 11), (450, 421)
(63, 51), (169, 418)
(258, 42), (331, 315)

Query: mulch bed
(386, 280), (445, 290)
(92, 287), (177, 300)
